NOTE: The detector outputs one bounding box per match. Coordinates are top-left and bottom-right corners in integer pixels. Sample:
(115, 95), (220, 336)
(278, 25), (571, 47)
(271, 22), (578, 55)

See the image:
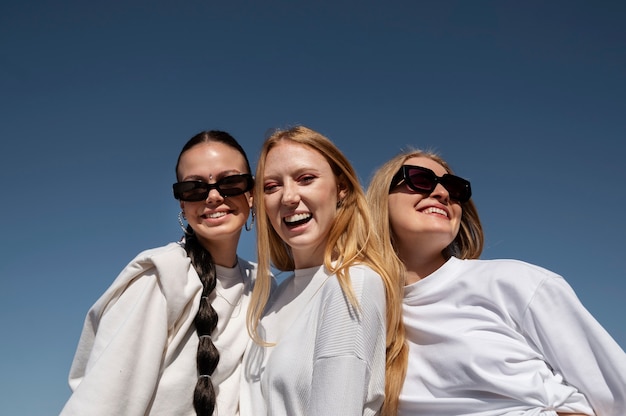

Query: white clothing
(400, 257), (626, 416)
(241, 264), (387, 416)
(60, 242), (256, 416)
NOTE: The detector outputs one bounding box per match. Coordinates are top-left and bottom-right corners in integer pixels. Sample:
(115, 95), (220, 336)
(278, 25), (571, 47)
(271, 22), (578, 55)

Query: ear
(247, 189), (254, 209)
(337, 179), (348, 203)
(179, 201), (185, 211)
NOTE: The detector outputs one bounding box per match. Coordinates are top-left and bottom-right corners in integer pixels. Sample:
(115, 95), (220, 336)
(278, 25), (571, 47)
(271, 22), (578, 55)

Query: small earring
(178, 211), (192, 235)
(245, 209), (256, 232)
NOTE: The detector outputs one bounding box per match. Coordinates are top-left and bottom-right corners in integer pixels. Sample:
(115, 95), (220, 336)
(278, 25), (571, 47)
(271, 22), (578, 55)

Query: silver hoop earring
(245, 209), (256, 232)
(178, 211), (192, 235)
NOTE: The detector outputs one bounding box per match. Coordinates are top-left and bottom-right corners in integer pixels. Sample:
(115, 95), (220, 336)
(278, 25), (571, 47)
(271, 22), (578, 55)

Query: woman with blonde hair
(366, 148), (626, 416)
(241, 126), (407, 416)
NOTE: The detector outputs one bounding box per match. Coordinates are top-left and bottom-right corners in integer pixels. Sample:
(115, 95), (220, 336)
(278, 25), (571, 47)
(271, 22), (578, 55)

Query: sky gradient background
(1, 1), (625, 414)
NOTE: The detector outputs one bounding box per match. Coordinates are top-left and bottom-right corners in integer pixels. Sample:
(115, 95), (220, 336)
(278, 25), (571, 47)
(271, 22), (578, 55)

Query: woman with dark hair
(61, 131), (257, 416)
(366, 148), (626, 416)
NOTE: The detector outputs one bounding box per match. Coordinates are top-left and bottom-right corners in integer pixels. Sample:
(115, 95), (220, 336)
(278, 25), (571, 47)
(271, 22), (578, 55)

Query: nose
(430, 183), (450, 203)
(205, 187), (224, 204)
(281, 181), (300, 206)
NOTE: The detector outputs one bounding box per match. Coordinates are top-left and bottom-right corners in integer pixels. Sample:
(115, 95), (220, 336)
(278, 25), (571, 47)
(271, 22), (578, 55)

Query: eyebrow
(263, 166), (322, 179)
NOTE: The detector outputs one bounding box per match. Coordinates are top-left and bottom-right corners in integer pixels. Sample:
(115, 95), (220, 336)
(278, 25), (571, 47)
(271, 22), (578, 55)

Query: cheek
(388, 203), (410, 237)
(263, 195), (281, 224)
(267, 213), (281, 230)
(387, 195), (409, 223)
(236, 195), (252, 212)
(452, 206), (463, 232)
(182, 201), (202, 216)
(388, 203), (399, 221)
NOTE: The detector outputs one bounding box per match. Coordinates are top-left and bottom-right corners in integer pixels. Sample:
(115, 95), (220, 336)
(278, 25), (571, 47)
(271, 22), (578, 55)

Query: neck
(292, 245), (325, 270)
(400, 251), (447, 285)
(197, 235), (239, 268)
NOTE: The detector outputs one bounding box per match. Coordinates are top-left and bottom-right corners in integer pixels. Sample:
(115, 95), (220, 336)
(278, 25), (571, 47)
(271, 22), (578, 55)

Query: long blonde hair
(247, 126), (408, 415)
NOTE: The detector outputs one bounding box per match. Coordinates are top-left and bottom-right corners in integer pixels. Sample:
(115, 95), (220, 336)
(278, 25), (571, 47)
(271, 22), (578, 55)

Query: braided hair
(183, 231), (219, 414)
(175, 131), (252, 415)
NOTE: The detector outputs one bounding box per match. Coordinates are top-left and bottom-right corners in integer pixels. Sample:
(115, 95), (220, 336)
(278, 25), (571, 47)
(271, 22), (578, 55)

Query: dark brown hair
(175, 130), (251, 416)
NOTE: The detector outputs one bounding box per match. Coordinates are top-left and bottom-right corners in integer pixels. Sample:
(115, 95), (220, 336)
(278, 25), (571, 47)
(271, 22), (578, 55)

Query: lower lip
(421, 211), (448, 219)
(284, 218), (311, 230)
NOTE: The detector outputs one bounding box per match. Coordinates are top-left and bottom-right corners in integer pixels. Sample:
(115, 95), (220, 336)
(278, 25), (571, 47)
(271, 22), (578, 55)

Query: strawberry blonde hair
(247, 126), (408, 415)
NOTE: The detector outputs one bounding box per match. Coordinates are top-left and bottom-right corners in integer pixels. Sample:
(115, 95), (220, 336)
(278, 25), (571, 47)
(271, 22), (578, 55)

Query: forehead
(264, 141), (331, 173)
(179, 142), (248, 173)
(404, 156), (448, 176)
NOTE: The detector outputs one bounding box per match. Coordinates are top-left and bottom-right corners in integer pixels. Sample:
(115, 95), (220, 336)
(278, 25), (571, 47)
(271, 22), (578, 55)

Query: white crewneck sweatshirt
(241, 264), (387, 416)
(400, 256), (626, 416)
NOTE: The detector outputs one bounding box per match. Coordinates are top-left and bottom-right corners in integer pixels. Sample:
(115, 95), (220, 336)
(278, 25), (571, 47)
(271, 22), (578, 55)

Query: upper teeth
(285, 213), (311, 223)
(423, 207), (447, 217)
(207, 211), (227, 219)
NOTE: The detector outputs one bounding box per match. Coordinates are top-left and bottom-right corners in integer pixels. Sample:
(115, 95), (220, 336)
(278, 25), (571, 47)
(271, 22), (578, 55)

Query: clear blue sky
(1, 1), (625, 414)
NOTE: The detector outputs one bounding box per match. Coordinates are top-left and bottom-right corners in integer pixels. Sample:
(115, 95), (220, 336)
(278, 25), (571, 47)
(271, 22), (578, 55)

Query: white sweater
(400, 256), (626, 416)
(240, 264), (387, 416)
(60, 242), (256, 416)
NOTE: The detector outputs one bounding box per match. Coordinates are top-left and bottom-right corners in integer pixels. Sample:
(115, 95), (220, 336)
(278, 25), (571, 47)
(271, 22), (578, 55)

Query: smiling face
(388, 156), (463, 263)
(177, 141), (253, 253)
(262, 141), (346, 268)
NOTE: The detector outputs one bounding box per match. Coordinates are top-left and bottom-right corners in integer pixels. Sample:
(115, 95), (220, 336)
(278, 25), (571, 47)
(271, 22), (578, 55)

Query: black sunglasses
(173, 173), (254, 201)
(390, 165), (472, 203)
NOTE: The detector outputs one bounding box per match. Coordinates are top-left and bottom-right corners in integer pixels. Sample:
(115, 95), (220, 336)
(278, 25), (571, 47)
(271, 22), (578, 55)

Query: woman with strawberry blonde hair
(366, 148), (626, 416)
(241, 126), (407, 416)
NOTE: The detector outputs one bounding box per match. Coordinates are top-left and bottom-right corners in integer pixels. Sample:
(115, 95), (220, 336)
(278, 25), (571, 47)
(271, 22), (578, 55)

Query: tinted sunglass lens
(404, 166), (471, 202)
(406, 169), (436, 192)
(441, 176), (470, 202)
(219, 176), (249, 196)
(174, 174), (253, 201)
(180, 183), (209, 201)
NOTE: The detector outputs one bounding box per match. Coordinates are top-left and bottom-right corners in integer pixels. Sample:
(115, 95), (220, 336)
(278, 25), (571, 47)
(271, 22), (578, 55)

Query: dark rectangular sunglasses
(390, 165), (472, 203)
(173, 173), (254, 201)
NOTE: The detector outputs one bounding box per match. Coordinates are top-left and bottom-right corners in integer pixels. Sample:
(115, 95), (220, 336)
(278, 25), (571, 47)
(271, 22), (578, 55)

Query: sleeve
(60, 269), (170, 416)
(310, 267), (387, 416)
(521, 273), (626, 416)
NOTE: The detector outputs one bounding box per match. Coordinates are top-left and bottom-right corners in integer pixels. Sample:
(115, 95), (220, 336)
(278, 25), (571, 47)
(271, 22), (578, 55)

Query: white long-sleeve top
(400, 256), (626, 416)
(60, 242), (256, 416)
(240, 264), (387, 416)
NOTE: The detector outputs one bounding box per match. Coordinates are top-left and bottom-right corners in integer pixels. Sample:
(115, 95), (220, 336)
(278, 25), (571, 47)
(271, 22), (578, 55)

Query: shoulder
(113, 242), (192, 289)
(346, 264), (385, 286)
(454, 257), (566, 305)
(105, 242), (198, 302)
(119, 242), (188, 275)
(457, 257), (559, 284)
(325, 264), (386, 320)
(135, 241), (188, 265)
(324, 264), (385, 302)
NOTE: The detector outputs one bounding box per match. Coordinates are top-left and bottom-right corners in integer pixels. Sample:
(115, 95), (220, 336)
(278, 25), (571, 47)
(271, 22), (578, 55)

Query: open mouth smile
(203, 211), (230, 219)
(420, 207), (448, 217)
(284, 213), (312, 227)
